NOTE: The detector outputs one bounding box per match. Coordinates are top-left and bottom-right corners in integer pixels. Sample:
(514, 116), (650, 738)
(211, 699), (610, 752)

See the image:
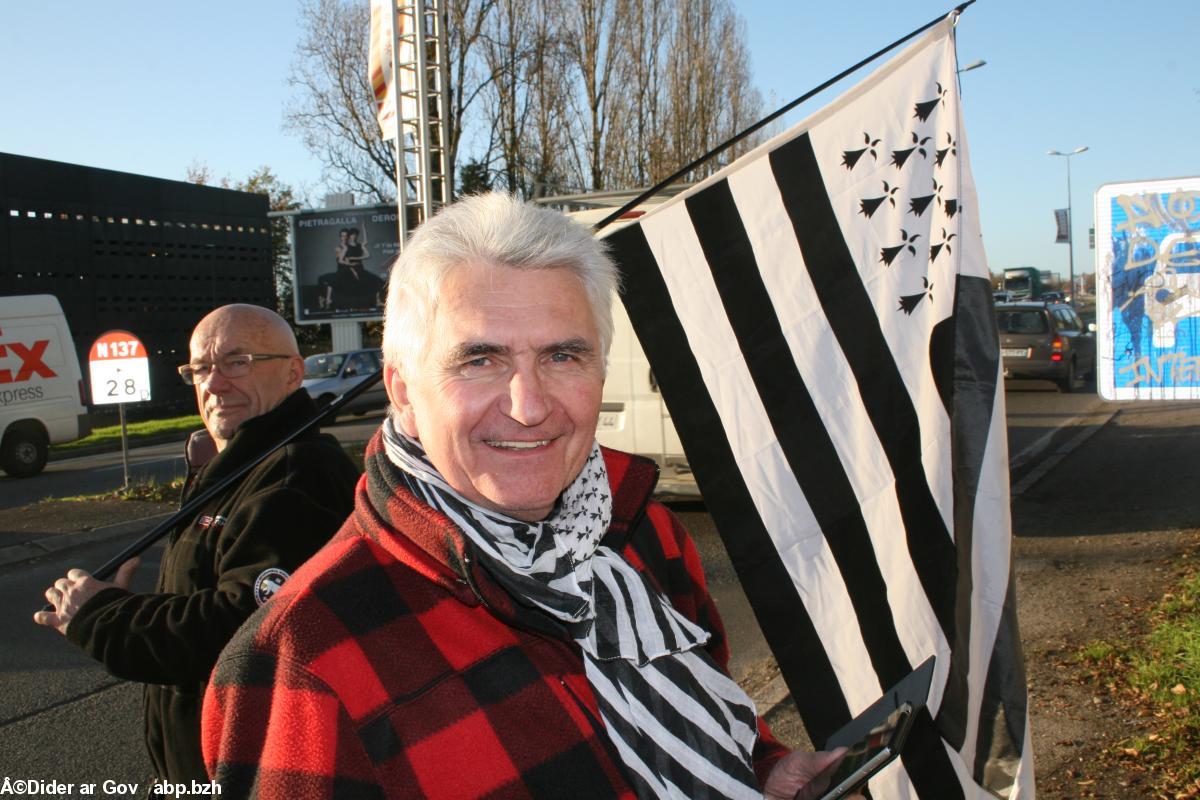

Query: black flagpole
(38, 371), (383, 610)
(593, 0), (976, 233)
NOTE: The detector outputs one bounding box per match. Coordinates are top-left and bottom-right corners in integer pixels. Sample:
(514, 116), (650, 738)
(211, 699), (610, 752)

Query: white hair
(382, 192), (620, 375)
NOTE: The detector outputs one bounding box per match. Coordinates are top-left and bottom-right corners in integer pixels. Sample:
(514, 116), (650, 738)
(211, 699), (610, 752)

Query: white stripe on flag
(639, 201), (883, 714)
(725, 153), (949, 691)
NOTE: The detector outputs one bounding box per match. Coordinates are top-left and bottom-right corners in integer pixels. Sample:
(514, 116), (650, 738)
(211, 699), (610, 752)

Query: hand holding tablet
(807, 656), (936, 800)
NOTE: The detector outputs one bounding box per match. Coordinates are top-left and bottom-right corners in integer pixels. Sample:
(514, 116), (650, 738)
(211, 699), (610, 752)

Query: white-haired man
(36, 304), (360, 787)
(202, 197), (851, 799)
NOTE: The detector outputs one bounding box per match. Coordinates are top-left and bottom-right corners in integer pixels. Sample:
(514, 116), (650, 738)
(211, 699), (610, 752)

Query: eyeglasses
(177, 354), (293, 385)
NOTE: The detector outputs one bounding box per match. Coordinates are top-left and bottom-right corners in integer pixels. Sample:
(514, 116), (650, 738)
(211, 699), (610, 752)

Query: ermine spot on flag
(602, 16), (1033, 799)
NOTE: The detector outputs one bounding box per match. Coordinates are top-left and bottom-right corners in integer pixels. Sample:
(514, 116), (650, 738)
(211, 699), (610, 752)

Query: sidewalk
(0, 502), (173, 570)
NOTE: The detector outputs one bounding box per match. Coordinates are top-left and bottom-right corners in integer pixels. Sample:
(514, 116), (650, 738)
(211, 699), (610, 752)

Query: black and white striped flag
(602, 17), (1033, 798)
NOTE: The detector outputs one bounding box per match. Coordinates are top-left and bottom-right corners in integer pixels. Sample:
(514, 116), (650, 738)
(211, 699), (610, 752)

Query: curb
(1010, 408), (1121, 497)
(754, 674), (794, 718)
(0, 512), (174, 569)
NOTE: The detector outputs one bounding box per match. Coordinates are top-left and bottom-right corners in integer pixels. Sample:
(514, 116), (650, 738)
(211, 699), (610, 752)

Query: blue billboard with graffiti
(1095, 177), (1200, 400)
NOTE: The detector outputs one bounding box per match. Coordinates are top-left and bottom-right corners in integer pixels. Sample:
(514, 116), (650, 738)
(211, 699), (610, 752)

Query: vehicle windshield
(996, 310), (1048, 334)
(304, 353), (345, 379)
(1004, 276), (1031, 291)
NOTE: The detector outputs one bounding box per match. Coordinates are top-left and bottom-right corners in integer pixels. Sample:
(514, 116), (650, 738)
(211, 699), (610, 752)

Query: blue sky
(2, 0), (1197, 279)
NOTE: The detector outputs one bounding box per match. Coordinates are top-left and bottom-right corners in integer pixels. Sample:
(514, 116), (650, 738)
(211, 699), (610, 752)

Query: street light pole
(1048, 146), (1089, 308)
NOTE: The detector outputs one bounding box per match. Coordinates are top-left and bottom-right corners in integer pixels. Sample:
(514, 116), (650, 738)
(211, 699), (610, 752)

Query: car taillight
(1050, 336), (1063, 362)
(78, 379), (88, 404)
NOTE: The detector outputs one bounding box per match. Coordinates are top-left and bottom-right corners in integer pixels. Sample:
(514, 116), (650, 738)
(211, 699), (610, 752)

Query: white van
(600, 301), (697, 495)
(0, 295), (90, 476)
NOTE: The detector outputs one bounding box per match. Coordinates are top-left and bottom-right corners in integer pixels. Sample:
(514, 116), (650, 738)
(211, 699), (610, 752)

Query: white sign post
(88, 330), (152, 490)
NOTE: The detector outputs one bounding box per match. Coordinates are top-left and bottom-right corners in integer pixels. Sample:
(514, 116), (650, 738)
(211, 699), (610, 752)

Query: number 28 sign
(89, 330), (151, 405)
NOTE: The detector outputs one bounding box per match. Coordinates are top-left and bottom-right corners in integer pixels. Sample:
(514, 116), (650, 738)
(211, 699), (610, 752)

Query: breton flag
(368, 0), (417, 142)
(602, 16), (1034, 799)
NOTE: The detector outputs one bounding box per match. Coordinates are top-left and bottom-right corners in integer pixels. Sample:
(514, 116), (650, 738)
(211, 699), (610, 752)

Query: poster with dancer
(291, 204), (402, 324)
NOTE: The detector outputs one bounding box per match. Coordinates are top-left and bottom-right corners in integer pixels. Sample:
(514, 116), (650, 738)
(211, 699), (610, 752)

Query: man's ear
(284, 355), (304, 392)
(384, 364), (419, 438)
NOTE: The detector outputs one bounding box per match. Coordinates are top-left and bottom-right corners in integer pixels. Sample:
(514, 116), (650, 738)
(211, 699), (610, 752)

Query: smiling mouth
(486, 439), (551, 450)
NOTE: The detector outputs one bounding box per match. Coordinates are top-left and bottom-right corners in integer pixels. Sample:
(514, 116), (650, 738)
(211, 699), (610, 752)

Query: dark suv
(996, 302), (1096, 392)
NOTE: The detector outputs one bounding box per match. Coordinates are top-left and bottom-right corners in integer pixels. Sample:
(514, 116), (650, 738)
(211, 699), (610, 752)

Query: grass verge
(1075, 568), (1200, 797)
(52, 415), (203, 454)
(50, 476), (187, 504)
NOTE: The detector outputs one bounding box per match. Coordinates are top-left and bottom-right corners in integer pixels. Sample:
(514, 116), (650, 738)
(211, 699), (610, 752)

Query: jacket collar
(191, 389), (319, 491)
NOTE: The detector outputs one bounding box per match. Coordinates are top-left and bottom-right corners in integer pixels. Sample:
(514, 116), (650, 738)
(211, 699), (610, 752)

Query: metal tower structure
(385, 0), (452, 243)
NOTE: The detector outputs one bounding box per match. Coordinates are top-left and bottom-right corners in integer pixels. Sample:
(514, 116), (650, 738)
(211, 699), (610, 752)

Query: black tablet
(814, 656), (936, 800)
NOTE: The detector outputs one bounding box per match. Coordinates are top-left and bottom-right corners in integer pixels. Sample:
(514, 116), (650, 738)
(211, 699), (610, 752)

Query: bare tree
(560, 0), (621, 191)
(524, 0), (574, 197)
(446, 0), (498, 190)
(604, 0), (667, 188)
(656, 0), (762, 184)
(286, 0), (495, 201)
(283, 0), (763, 201)
(286, 0), (395, 202)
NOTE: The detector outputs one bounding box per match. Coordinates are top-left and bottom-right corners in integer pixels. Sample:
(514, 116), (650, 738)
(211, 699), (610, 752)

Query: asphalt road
(0, 412), (387, 511)
(1, 536), (164, 790)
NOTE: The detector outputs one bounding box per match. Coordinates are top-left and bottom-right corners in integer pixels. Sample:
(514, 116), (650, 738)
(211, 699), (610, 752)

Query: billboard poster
(1095, 176), (1200, 400)
(291, 204), (401, 324)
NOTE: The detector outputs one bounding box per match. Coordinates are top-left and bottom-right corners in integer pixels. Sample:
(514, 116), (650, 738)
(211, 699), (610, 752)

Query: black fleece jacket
(66, 389), (361, 784)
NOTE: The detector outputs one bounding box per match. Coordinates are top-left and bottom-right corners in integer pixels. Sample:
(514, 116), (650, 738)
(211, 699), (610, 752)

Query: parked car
(996, 302), (1096, 392)
(301, 348), (389, 416)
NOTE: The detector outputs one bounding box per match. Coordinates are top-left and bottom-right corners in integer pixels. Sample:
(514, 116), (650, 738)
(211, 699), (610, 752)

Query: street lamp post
(1048, 146), (1089, 307)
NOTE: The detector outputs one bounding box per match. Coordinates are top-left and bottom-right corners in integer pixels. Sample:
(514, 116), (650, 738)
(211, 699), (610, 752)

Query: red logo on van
(0, 340), (56, 383)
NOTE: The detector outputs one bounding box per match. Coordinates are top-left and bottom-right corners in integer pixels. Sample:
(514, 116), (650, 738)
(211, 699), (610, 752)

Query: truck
(0, 295), (91, 476)
(1002, 267), (1045, 300)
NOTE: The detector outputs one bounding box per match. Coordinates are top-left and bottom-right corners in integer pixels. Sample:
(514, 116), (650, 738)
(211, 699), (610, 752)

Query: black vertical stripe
(770, 133), (960, 647)
(683, 182), (910, 690)
(683, 182), (962, 799)
(936, 275), (993, 748)
(605, 222), (851, 743)
(939, 275), (1027, 773)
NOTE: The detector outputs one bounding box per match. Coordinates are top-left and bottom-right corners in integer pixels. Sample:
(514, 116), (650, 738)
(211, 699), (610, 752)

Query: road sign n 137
(89, 330), (151, 405)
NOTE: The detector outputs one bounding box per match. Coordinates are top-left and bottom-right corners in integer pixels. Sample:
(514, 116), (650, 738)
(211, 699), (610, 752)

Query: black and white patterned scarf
(380, 418), (763, 799)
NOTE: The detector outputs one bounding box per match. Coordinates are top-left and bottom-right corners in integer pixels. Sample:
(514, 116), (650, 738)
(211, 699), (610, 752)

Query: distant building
(0, 153), (273, 414)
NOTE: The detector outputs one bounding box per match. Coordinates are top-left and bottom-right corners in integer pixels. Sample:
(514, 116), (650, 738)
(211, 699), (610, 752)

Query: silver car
(301, 348), (389, 416)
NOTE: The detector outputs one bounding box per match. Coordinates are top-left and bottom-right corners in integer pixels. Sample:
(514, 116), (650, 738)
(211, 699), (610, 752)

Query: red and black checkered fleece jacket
(202, 435), (787, 799)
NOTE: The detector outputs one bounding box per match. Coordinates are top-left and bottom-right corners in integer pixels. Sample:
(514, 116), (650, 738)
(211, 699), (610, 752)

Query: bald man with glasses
(35, 304), (360, 788)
